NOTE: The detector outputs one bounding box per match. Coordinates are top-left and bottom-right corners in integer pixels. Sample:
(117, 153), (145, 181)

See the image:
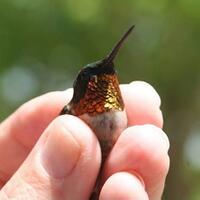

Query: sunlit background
(0, 0), (200, 199)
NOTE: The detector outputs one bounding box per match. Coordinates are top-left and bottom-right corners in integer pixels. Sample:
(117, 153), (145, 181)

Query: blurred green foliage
(0, 0), (200, 199)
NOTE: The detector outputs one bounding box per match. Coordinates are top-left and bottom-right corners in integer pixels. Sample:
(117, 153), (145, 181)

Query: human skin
(0, 81), (169, 200)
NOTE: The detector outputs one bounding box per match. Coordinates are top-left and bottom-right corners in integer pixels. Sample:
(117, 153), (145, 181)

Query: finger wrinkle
(4, 171), (38, 199)
(7, 94), (59, 149)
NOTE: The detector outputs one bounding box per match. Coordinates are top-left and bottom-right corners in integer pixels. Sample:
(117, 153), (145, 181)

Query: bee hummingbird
(60, 25), (134, 199)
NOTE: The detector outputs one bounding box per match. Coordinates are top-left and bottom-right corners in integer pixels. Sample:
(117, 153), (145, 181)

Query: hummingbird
(60, 25), (134, 200)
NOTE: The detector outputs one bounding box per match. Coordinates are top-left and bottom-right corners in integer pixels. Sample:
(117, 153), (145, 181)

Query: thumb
(0, 115), (100, 200)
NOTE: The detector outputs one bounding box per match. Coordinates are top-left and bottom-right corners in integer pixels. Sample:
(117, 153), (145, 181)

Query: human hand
(0, 81), (169, 200)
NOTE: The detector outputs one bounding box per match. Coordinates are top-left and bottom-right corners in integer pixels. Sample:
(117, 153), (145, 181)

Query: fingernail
(41, 121), (81, 178)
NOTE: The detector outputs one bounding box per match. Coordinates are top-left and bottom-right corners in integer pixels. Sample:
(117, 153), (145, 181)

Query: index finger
(0, 89), (72, 184)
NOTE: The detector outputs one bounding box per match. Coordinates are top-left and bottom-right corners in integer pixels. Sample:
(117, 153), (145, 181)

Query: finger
(0, 89), (72, 183)
(100, 172), (149, 200)
(120, 81), (163, 128)
(0, 81), (162, 184)
(0, 115), (100, 200)
(103, 125), (170, 200)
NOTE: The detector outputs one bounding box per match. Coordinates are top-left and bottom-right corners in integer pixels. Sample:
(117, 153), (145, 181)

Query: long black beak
(105, 25), (135, 65)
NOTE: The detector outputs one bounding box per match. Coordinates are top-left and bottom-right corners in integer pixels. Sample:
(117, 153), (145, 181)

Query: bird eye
(91, 75), (98, 83)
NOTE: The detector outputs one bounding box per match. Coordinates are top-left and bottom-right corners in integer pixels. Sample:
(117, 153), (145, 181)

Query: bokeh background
(0, 0), (200, 199)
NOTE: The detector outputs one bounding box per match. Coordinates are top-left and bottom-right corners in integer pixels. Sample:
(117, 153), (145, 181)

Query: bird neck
(72, 74), (124, 116)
